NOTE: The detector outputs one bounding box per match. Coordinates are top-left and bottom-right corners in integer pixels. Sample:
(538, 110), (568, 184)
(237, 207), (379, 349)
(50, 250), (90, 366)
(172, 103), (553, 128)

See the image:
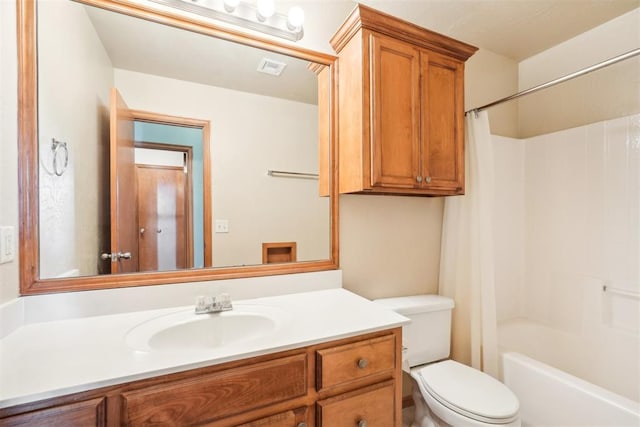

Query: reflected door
(109, 88), (139, 273)
(136, 165), (187, 271)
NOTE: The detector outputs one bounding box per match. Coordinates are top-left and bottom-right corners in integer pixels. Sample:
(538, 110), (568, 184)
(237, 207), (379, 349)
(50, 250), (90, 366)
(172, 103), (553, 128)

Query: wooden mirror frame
(17, 0), (339, 295)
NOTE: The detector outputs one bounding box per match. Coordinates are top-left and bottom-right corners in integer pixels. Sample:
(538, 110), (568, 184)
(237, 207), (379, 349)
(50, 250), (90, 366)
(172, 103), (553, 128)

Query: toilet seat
(414, 360), (519, 424)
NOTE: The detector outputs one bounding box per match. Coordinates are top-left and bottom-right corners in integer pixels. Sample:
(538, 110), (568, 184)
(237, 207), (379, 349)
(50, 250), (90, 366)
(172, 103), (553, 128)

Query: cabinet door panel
(316, 381), (395, 427)
(0, 398), (106, 427)
(370, 33), (421, 189)
(421, 52), (464, 192)
(121, 354), (307, 426)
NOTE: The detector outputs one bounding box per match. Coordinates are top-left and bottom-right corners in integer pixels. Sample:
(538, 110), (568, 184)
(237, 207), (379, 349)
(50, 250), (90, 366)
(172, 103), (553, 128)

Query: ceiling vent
(257, 58), (287, 76)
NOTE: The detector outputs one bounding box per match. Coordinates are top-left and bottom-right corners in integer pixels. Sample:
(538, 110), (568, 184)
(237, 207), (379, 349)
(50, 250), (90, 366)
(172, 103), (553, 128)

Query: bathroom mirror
(18, 0), (338, 294)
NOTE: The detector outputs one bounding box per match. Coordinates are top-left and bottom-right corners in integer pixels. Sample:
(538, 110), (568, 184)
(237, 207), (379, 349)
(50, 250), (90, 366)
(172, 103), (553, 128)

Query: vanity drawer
(121, 354), (307, 426)
(237, 406), (310, 427)
(316, 334), (396, 390)
(316, 380), (395, 427)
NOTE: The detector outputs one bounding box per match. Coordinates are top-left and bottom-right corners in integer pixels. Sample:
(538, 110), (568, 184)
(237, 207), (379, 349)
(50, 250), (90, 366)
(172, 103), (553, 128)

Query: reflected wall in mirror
(19, 0), (338, 294)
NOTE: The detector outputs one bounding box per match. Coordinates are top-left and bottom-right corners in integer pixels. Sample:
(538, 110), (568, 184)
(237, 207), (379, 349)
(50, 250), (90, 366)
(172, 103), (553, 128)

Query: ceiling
(295, 0), (639, 60)
(83, 0), (638, 105)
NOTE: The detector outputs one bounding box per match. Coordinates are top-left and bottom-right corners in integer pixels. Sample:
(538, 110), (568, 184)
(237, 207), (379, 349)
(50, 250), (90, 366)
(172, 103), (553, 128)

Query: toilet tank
(374, 295), (454, 368)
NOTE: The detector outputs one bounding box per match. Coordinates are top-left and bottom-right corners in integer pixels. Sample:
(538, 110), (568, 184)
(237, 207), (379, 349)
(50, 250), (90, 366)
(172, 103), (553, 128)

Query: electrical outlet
(0, 226), (16, 264)
(215, 220), (229, 233)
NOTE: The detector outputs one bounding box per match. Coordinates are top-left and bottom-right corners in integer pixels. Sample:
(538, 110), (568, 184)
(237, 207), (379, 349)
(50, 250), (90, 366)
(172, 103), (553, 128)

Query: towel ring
(51, 138), (69, 177)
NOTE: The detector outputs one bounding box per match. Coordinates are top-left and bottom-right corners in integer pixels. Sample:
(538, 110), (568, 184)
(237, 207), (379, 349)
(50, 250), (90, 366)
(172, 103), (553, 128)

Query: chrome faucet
(195, 293), (233, 314)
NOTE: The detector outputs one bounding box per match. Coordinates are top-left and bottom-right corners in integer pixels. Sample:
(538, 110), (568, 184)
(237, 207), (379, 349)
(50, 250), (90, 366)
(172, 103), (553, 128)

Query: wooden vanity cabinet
(331, 5), (477, 196)
(0, 329), (402, 427)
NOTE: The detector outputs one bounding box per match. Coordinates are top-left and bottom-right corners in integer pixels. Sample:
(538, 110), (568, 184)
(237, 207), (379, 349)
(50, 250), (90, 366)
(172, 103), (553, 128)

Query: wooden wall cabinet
(331, 5), (477, 196)
(0, 329), (402, 427)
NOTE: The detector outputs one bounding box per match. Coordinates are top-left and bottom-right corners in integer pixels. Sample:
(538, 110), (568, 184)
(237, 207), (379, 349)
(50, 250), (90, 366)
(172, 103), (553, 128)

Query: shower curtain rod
(466, 48), (640, 114)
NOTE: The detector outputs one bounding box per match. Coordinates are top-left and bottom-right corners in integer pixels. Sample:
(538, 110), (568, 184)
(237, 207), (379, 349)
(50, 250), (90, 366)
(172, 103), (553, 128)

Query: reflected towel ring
(51, 138), (69, 176)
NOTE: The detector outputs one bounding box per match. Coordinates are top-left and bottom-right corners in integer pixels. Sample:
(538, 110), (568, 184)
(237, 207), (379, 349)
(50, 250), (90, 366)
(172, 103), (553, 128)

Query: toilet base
(410, 380), (452, 427)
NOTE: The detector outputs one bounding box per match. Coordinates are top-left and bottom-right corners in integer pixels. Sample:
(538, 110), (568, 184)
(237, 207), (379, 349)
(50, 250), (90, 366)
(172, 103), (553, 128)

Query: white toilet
(374, 295), (520, 427)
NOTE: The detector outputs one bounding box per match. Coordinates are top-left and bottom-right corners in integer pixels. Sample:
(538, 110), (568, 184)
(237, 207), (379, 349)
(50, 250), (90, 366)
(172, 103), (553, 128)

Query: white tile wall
(494, 114), (640, 400)
(492, 136), (525, 323)
(495, 114), (639, 331)
(523, 114), (639, 331)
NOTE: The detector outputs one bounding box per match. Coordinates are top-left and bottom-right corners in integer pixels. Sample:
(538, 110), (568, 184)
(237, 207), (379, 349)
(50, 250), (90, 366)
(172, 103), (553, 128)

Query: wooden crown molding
(330, 4), (478, 61)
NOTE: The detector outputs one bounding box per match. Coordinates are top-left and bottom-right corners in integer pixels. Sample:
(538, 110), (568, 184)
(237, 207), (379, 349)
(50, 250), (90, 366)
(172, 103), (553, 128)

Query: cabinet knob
(358, 420), (368, 427)
(297, 423), (308, 427)
(416, 176), (423, 183)
(357, 358), (369, 369)
(425, 176), (432, 183)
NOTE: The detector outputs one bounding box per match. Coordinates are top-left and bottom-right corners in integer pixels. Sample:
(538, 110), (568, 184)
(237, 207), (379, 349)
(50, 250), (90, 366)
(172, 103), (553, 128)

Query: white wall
(466, 50), (519, 138)
(38, 0), (113, 278)
(0, 0), (19, 303)
(518, 9), (640, 138)
(115, 69), (329, 267)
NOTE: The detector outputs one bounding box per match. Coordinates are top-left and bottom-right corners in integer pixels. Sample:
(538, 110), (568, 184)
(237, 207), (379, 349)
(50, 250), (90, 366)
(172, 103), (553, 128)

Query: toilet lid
(416, 360), (519, 423)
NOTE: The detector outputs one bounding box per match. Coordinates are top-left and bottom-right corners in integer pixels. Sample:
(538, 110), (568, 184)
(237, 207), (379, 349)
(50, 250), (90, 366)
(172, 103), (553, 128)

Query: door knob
(100, 252), (132, 261)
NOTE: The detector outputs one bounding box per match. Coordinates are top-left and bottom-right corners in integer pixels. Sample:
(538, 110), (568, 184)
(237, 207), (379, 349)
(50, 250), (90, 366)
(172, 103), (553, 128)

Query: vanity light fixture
(149, 0), (305, 41)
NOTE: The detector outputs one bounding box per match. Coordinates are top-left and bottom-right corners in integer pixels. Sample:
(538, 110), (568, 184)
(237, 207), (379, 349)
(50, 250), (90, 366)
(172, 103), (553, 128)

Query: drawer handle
(358, 420), (368, 427)
(357, 358), (369, 369)
(297, 423), (308, 427)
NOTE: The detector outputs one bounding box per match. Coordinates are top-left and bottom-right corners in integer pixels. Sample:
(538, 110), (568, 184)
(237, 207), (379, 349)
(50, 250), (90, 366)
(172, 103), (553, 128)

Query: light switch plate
(0, 226), (16, 264)
(215, 220), (229, 233)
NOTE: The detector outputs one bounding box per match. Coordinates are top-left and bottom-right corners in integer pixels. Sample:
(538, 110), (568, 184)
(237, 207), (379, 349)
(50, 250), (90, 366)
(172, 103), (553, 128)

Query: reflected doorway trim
(135, 142), (195, 269)
(131, 110), (213, 268)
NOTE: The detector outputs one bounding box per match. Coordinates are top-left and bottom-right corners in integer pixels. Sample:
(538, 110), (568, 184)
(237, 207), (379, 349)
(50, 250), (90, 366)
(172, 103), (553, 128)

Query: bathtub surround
(493, 114), (640, 402)
(440, 110), (499, 377)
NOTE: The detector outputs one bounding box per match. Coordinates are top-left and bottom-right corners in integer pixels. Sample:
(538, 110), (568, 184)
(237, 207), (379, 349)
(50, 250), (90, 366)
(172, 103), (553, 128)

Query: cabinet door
(369, 33), (421, 189)
(316, 381), (395, 427)
(121, 354), (307, 426)
(420, 51), (465, 193)
(0, 398), (106, 427)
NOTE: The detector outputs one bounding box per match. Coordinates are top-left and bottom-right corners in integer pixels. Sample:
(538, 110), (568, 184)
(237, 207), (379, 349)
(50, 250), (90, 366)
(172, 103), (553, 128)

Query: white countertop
(0, 288), (408, 409)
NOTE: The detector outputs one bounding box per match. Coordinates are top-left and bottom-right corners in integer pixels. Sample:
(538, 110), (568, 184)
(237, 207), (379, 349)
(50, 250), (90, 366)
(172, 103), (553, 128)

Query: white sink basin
(125, 304), (289, 352)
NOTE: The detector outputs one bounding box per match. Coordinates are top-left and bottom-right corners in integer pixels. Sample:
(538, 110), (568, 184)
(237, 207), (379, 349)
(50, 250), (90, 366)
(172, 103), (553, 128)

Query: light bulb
(287, 6), (304, 30)
(256, 0), (275, 21)
(223, 0), (240, 12)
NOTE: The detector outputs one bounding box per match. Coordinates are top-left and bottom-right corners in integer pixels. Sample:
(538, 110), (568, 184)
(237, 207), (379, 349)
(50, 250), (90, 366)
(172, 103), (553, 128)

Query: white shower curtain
(439, 110), (499, 377)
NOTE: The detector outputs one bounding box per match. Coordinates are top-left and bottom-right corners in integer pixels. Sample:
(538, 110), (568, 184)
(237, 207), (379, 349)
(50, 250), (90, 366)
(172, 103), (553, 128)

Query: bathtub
(499, 318), (640, 426)
(502, 352), (639, 426)
(498, 318), (639, 403)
